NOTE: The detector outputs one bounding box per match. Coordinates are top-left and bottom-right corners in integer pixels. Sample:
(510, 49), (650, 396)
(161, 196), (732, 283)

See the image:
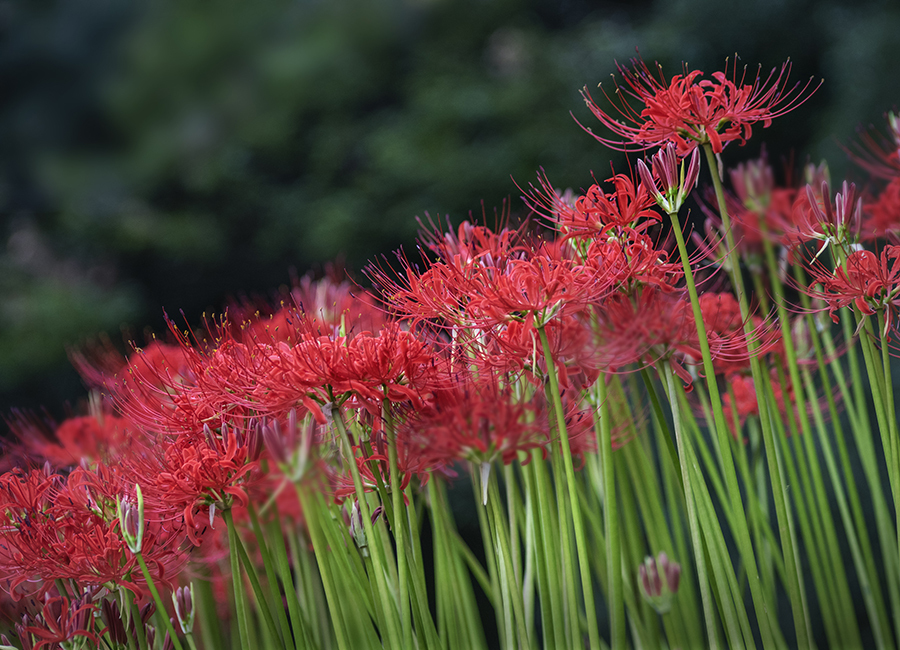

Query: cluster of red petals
(582, 57), (818, 155)
(258, 322), (437, 421)
(805, 245), (900, 334)
(400, 372), (547, 469)
(591, 288), (771, 385)
(18, 592), (98, 650)
(862, 177), (900, 240)
(527, 171), (659, 239)
(846, 112), (900, 181)
(722, 371), (792, 434)
(0, 466), (188, 597)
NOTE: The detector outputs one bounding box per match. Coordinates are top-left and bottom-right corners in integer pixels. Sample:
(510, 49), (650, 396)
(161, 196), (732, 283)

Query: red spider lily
(227, 267), (387, 342)
(805, 245), (900, 336)
(119, 423), (260, 545)
(581, 57), (818, 155)
(255, 322), (437, 422)
(714, 156), (798, 250)
(590, 288), (772, 384)
(455, 309), (596, 391)
(722, 371), (793, 435)
(73, 339), (203, 437)
(329, 433), (431, 504)
(368, 222), (530, 327)
(19, 593), (98, 650)
(862, 177), (900, 241)
(845, 111), (900, 180)
(465, 248), (615, 329)
(5, 413), (130, 468)
(790, 181), (862, 253)
(585, 228), (684, 294)
(525, 171), (660, 240)
(0, 467), (189, 596)
(417, 218), (526, 268)
(400, 371), (547, 470)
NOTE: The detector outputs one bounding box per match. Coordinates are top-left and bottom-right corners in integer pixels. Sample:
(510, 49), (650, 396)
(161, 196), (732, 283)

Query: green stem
(135, 553), (186, 650)
(537, 324), (601, 650)
(384, 403), (412, 649)
(701, 142), (810, 649)
(660, 361), (719, 649)
(594, 376), (625, 649)
(332, 408), (402, 646)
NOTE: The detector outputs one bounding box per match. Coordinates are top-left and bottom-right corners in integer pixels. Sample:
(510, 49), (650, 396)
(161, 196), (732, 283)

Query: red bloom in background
(591, 288), (771, 384)
(257, 322), (436, 422)
(862, 177), (900, 240)
(846, 111), (900, 181)
(722, 371), (792, 434)
(401, 371), (546, 469)
(526, 171), (659, 239)
(20, 593), (98, 650)
(582, 57), (818, 155)
(805, 245), (900, 335)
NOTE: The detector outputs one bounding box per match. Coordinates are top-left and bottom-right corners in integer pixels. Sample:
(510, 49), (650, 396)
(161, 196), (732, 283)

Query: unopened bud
(117, 484), (145, 554)
(172, 584), (195, 634)
(348, 500), (368, 556)
(639, 552), (681, 614)
(638, 144), (700, 215)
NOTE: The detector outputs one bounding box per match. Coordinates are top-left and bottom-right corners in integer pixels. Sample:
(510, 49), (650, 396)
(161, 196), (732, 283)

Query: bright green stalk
(634, 376), (703, 648)
(247, 501), (294, 649)
(527, 450), (569, 648)
(296, 487), (351, 650)
(700, 143), (810, 648)
(135, 553), (186, 650)
(536, 324), (602, 650)
(486, 471), (531, 648)
(760, 218), (860, 646)
(403, 486), (441, 650)
(129, 593), (149, 650)
(660, 361), (719, 649)
(384, 404), (412, 650)
(822, 302), (900, 635)
(227, 507), (287, 649)
(472, 464), (508, 649)
(331, 407), (402, 646)
(594, 375), (625, 650)
(802, 361), (890, 649)
(266, 507), (314, 650)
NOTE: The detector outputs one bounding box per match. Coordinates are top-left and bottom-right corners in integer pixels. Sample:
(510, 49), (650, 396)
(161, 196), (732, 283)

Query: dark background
(2, 0), (898, 417)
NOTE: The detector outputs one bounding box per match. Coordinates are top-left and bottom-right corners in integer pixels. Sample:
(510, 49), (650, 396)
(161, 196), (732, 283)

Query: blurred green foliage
(2, 0), (899, 411)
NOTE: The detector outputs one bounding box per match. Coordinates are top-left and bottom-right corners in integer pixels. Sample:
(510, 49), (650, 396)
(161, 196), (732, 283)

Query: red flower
(6, 413), (130, 468)
(20, 593), (98, 650)
(0, 466), (189, 596)
(120, 423), (260, 545)
(862, 177), (900, 241)
(256, 322), (436, 422)
(581, 57), (818, 155)
(846, 111), (900, 181)
(805, 245), (900, 336)
(525, 171), (660, 240)
(400, 371), (546, 469)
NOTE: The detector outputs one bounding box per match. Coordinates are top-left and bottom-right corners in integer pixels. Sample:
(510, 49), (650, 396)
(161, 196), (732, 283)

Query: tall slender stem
(537, 324), (601, 650)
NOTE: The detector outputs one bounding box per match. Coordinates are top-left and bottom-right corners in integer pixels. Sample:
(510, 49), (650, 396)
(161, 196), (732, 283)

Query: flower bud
(639, 552), (681, 614)
(638, 144), (700, 215)
(172, 584), (195, 634)
(117, 484), (145, 554)
(347, 500), (368, 556)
